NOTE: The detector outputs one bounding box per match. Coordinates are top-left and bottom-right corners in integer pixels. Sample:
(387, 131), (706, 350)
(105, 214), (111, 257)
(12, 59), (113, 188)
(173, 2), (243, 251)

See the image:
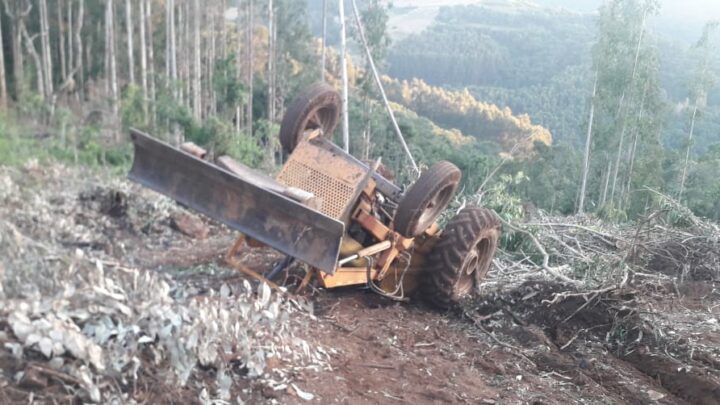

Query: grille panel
(278, 160), (355, 219)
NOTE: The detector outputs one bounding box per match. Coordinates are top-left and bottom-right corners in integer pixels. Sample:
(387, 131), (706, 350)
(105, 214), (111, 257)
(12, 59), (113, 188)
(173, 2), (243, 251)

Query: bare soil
(285, 277), (719, 404)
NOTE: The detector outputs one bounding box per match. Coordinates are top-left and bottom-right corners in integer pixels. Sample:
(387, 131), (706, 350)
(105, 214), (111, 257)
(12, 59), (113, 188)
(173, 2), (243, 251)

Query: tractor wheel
(422, 207), (501, 309)
(393, 161), (461, 237)
(279, 82), (341, 153)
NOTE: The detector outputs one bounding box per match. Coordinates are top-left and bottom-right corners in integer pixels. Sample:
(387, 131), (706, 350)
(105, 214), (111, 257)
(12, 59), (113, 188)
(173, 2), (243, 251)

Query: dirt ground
(1, 164), (719, 404)
(96, 247), (720, 404)
(285, 278), (720, 404)
(136, 248), (720, 404)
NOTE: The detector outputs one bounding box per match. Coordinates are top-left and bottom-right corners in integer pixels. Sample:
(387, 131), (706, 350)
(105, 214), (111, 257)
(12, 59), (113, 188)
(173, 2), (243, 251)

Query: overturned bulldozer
(129, 83), (500, 308)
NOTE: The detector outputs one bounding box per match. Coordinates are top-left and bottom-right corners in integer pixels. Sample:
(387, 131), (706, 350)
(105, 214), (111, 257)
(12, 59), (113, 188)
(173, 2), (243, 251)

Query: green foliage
(388, 5), (594, 89)
(382, 77), (552, 154)
(345, 95), (499, 189)
(121, 85), (147, 130)
(0, 112), (49, 165)
(157, 90), (264, 168)
(212, 54), (247, 116)
(0, 0), (716, 227)
(470, 65), (593, 146)
(480, 172), (527, 221)
(683, 144), (720, 221)
(596, 203), (629, 223)
(504, 142), (582, 214)
(0, 109), (131, 170)
(17, 91), (46, 119)
(476, 172), (528, 250)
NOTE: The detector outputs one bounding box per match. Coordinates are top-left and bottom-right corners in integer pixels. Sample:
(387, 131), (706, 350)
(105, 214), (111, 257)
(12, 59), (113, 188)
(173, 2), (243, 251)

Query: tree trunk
(609, 118), (627, 205)
(20, 24), (43, 98)
(57, 0), (67, 83)
(362, 101), (371, 160)
(67, 0), (73, 82)
(623, 84), (649, 204)
(38, 0), (53, 98)
(320, 0), (327, 81)
(4, 0), (34, 100)
(601, 158), (611, 207)
(678, 104), (698, 200)
(177, 1), (185, 104)
(10, 17), (22, 99)
(145, 0), (155, 124)
(106, 0), (118, 116)
(167, 0), (181, 143)
(266, 0), (276, 164)
(245, 0), (253, 136)
(338, 0), (349, 152)
(208, 3), (217, 115)
(624, 120), (641, 204)
(192, 0), (201, 119)
(630, 12), (647, 82)
(166, 0), (177, 86)
(577, 73), (597, 214)
(74, 0), (84, 100)
(267, 0), (274, 122)
(184, 1), (191, 106)
(139, 0), (147, 117)
(0, 9), (7, 107)
(125, 0), (135, 84)
(220, 0), (226, 60)
(609, 12), (647, 206)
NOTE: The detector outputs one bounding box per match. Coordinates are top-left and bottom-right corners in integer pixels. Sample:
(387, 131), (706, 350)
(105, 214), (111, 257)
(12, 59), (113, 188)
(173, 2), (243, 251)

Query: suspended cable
(349, 0), (419, 175)
(320, 0), (327, 81)
(338, 0), (350, 152)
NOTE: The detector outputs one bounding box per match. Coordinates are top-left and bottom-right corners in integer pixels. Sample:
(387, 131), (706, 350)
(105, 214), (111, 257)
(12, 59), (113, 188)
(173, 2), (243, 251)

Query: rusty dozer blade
(127, 129), (344, 273)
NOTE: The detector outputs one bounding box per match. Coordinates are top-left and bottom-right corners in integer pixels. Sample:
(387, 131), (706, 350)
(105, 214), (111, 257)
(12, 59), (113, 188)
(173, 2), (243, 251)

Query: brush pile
(486, 196), (720, 292)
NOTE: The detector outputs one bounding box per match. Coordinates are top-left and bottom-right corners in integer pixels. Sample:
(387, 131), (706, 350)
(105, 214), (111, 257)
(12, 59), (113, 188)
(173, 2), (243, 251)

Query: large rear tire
(393, 161), (461, 238)
(422, 207), (501, 309)
(279, 82), (341, 154)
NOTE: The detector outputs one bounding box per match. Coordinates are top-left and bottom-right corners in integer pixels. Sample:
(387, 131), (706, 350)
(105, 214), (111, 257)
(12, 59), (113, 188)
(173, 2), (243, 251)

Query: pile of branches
(471, 194), (720, 382)
(0, 163), (328, 403)
(487, 191), (720, 293)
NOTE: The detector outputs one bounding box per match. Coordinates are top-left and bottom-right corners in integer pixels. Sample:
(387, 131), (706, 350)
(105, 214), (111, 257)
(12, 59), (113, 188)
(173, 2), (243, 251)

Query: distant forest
(387, 4), (720, 153)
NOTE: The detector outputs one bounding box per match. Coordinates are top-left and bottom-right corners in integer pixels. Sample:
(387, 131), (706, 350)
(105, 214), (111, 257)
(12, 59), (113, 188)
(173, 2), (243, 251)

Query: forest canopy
(382, 76), (552, 155)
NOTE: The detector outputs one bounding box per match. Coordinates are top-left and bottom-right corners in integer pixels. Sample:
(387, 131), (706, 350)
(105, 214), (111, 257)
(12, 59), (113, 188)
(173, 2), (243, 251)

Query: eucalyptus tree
(585, 0), (662, 214)
(678, 21), (719, 200)
(0, 9), (7, 107)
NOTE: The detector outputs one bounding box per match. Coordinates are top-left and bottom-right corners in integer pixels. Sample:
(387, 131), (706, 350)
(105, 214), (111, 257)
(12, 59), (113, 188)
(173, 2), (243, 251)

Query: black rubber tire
(422, 207), (501, 309)
(393, 161), (461, 237)
(279, 82), (341, 153)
